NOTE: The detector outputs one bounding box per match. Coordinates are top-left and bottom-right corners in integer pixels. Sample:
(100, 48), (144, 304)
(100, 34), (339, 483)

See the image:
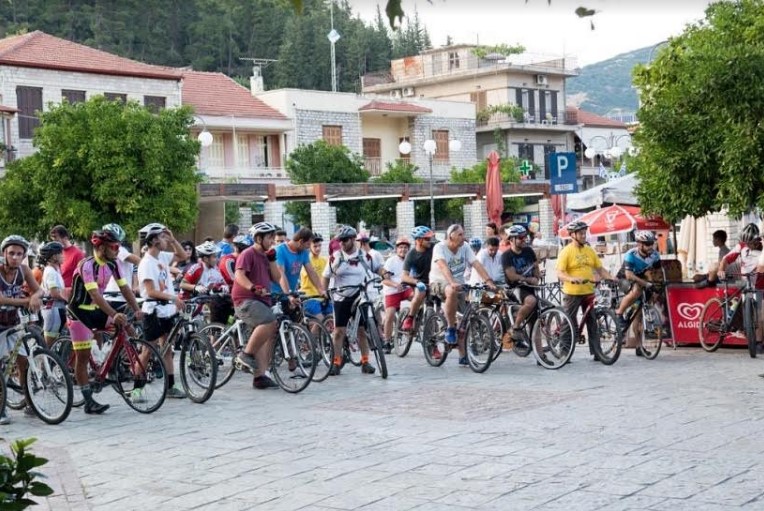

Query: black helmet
(39, 241), (64, 262)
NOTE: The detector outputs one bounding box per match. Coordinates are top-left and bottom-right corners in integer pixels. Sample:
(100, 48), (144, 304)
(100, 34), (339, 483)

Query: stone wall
(310, 202), (337, 256)
(538, 198), (554, 243)
(295, 109), (362, 155)
(410, 116), (477, 180)
(396, 201), (415, 242)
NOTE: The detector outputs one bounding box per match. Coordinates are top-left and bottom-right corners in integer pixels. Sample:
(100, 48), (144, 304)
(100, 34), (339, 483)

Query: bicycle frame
(2, 309), (45, 383)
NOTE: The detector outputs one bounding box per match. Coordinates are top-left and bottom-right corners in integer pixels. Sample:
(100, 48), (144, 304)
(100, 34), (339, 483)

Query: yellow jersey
(300, 253), (326, 297)
(556, 243), (602, 295)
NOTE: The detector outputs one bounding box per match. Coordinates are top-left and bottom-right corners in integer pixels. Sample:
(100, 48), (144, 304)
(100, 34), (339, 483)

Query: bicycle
(394, 286), (442, 358)
(1, 306), (73, 424)
(612, 279), (666, 360)
(698, 273), (758, 356)
(477, 285), (522, 362)
(420, 283), (495, 373)
(299, 295), (333, 383)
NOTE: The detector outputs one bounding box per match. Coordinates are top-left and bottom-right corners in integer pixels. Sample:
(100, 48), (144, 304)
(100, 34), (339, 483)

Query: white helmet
(634, 230), (656, 243)
(139, 223), (165, 237)
(196, 241), (220, 257)
(249, 222), (278, 237)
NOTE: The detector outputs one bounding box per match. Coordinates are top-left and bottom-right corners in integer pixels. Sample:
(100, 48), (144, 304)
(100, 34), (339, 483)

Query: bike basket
(481, 290), (503, 305)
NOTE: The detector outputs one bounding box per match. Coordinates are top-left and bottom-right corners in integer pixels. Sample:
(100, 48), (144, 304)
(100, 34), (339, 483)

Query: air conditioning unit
(535, 74), (548, 86)
(403, 86), (415, 97)
(390, 89), (403, 99)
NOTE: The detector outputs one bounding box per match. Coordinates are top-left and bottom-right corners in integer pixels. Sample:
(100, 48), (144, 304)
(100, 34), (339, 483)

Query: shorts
(513, 287), (536, 304)
(208, 294), (234, 324)
(430, 282), (467, 310)
(0, 329), (25, 359)
(304, 298), (333, 317)
(67, 306), (114, 350)
(333, 293), (362, 329)
(384, 288), (414, 310)
(234, 299), (276, 329)
(143, 313), (177, 342)
(42, 307), (66, 337)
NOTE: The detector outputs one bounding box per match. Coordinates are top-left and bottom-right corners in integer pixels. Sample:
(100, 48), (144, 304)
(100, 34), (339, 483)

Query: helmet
(469, 237), (483, 250)
(634, 230), (656, 243)
(232, 234), (253, 249)
(39, 241), (64, 261)
(312, 232), (324, 242)
(506, 225), (528, 239)
(357, 231), (370, 242)
(395, 236), (411, 247)
(138, 222), (165, 237)
(740, 223), (760, 243)
(102, 223), (126, 242)
(249, 222), (278, 237)
(196, 241), (220, 257)
(90, 230), (119, 247)
(566, 220), (589, 234)
(411, 225), (434, 240)
(1, 235), (30, 253)
(337, 225), (357, 240)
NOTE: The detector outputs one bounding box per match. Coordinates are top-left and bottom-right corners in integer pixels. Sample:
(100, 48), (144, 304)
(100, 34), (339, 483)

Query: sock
(333, 356), (343, 367)
(361, 355), (369, 364)
(168, 374), (175, 387)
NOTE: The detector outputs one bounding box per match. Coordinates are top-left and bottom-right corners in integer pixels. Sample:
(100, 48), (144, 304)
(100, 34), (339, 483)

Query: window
(322, 125), (343, 146)
(362, 138), (381, 176)
(16, 86), (42, 139)
(253, 135), (267, 167)
(104, 92), (127, 103)
(62, 89), (86, 104)
(448, 51), (460, 70)
(236, 135), (249, 168)
(518, 143), (534, 162)
(208, 134), (224, 168)
(144, 96), (166, 113)
(432, 129), (449, 163)
(543, 145), (557, 179)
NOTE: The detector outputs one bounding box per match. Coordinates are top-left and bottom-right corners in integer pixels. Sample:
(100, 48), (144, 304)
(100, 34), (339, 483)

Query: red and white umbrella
(559, 205), (670, 237)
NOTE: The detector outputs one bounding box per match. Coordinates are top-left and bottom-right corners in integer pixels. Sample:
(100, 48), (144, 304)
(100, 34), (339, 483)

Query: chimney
(250, 65), (264, 95)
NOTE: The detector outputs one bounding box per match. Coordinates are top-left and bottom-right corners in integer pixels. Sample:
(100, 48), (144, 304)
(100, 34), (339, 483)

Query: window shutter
(433, 129), (449, 163)
(16, 86), (42, 139)
(62, 90), (86, 104)
(143, 96), (166, 113)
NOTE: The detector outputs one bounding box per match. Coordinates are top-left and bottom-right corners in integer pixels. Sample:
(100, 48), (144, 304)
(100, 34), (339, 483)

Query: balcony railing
(200, 166), (289, 183)
(364, 157), (382, 177)
(476, 111), (578, 128)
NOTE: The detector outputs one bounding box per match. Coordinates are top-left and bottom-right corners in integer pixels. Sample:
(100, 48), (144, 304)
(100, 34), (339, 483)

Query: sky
(353, 0), (713, 66)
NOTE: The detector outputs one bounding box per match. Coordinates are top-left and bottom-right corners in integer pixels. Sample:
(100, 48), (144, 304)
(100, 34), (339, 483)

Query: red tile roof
(181, 71), (287, 119)
(0, 31), (181, 80)
(568, 107), (626, 128)
(359, 100), (432, 114)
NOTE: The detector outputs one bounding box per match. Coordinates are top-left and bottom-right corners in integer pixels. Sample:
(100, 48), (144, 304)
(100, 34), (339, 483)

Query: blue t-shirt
(619, 248), (661, 278)
(272, 243), (310, 293)
(218, 240), (234, 256)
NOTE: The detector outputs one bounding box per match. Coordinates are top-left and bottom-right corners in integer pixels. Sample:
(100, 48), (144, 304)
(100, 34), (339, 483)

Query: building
(361, 44), (579, 179)
(571, 108), (632, 188)
(255, 88), (477, 180)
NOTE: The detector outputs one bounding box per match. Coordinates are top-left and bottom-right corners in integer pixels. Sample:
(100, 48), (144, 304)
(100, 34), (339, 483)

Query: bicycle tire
(179, 333), (217, 404)
(531, 307), (576, 369)
(199, 323), (238, 389)
(24, 345), (73, 425)
(115, 338), (168, 413)
(422, 312), (448, 367)
(639, 304), (663, 360)
(745, 297), (757, 358)
(465, 314), (495, 373)
(479, 307), (503, 362)
(366, 311), (387, 379)
(0, 369), (6, 421)
(507, 304), (532, 358)
(271, 323), (316, 393)
(698, 298), (726, 353)
(304, 316), (332, 383)
(394, 307), (415, 358)
(592, 308), (622, 365)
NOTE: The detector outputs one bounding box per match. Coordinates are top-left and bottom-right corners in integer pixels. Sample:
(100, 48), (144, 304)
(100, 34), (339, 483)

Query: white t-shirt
(42, 266), (65, 304)
(469, 248), (503, 285)
(138, 251), (177, 317)
(323, 249), (381, 301)
(430, 242), (477, 285)
(105, 246), (134, 301)
(382, 256), (406, 296)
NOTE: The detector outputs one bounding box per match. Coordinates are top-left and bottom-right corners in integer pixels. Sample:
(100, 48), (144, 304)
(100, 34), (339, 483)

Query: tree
(447, 158), (524, 221)
(633, 0), (764, 221)
(284, 140), (369, 227)
(0, 97), (201, 240)
(361, 160), (423, 232)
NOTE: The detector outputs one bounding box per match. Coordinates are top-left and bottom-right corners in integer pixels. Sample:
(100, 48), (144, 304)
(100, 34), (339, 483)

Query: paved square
(5, 344), (764, 510)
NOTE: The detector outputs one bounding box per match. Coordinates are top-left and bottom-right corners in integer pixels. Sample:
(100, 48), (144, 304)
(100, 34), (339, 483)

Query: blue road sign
(548, 152), (578, 195)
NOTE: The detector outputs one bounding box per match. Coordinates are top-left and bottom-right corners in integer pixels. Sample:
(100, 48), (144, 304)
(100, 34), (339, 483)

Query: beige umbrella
(677, 215), (696, 278)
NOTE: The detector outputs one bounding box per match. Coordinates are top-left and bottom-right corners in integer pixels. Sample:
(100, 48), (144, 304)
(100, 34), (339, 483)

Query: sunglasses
(107, 242), (120, 251)
(640, 242), (655, 247)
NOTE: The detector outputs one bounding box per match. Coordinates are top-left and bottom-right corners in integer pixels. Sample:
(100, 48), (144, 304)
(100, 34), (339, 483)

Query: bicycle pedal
(233, 359), (253, 374)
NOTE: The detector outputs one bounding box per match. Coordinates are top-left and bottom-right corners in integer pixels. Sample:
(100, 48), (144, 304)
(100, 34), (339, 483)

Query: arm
(164, 229), (186, 264)
(143, 279), (183, 310)
(21, 265), (43, 311)
(269, 260), (281, 284)
(400, 270), (418, 286)
(625, 269), (651, 288)
(277, 263), (291, 292)
(471, 261), (495, 287)
(435, 259), (458, 288)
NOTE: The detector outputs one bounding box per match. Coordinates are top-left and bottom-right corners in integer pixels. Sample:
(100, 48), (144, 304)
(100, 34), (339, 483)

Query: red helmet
(91, 230), (119, 247)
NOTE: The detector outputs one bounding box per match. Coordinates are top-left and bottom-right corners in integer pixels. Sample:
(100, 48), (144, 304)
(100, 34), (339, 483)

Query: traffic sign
(548, 152), (578, 195)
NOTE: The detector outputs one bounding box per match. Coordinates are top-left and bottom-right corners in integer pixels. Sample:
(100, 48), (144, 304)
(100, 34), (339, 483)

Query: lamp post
(194, 116), (213, 148)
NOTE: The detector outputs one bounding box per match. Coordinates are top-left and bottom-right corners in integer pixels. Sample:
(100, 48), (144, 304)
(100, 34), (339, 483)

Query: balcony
(476, 111), (579, 131)
(199, 166), (290, 183)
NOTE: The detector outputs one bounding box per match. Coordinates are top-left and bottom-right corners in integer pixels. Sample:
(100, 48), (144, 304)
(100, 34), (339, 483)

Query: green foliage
(633, 0), (764, 221)
(361, 160), (423, 229)
(471, 43), (526, 59)
(0, 437), (54, 509)
(446, 158), (524, 220)
(285, 140), (369, 227)
(225, 202), (242, 226)
(0, 97), (201, 241)
(476, 103), (524, 123)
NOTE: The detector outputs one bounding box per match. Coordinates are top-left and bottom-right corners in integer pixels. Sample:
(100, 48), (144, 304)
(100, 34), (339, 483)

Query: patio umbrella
(485, 151), (503, 227)
(558, 204), (670, 237)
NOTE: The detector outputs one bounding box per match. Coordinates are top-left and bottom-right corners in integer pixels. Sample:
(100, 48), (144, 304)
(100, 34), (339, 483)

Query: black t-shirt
(403, 246), (434, 284)
(501, 247), (537, 283)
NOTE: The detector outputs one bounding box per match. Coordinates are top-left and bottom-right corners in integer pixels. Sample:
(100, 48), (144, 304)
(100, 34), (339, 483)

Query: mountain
(566, 46), (654, 116)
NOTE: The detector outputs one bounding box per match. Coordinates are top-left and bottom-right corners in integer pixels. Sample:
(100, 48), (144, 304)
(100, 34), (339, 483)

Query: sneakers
(458, 356), (469, 366)
(0, 410), (10, 425)
(130, 387), (147, 404)
(361, 362), (376, 374)
(168, 385), (187, 399)
(236, 352), (258, 374)
(445, 327), (458, 345)
(253, 375), (278, 389)
(84, 400), (110, 415)
(329, 365), (341, 376)
(383, 341), (393, 355)
(616, 314), (628, 333)
(635, 347), (645, 357)
(401, 316), (414, 332)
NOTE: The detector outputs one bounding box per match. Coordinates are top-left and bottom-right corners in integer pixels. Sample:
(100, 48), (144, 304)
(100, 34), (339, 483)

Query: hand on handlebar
(28, 294), (42, 312)
(524, 277), (539, 286)
(113, 312), (128, 327)
(133, 309), (145, 321)
(174, 297), (185, 310)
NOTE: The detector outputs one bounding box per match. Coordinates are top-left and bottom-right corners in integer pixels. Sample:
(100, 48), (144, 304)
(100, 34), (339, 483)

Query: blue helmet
(411, 225), (434, 240)
(469, 237), (482, 250)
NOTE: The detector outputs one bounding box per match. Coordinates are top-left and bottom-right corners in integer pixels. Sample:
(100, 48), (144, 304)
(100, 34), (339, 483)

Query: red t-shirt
(61, 245), (85, 288)
(231, 247), (272, 307)
(218, 253), (237, 286)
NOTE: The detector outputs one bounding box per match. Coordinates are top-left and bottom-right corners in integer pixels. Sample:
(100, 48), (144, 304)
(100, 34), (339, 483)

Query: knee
(525, 296), (537, 308)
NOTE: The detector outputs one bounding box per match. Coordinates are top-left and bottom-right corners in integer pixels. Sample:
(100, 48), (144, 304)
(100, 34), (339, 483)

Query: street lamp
(194, 115), (213, 148)
(584, 134), (634, 180)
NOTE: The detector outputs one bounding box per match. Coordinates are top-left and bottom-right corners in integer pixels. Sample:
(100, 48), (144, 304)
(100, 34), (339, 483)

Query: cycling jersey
(218, 253), (237, 286)
(180, 262), (225, 300)
(725, 243), (764, 288)
(618, 248), (661, 278)
(69, 257), (125, 311)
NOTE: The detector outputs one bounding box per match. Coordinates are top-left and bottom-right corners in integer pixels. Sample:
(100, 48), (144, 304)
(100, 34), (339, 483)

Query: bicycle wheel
(366, 312), (388, 379)
(179, 333), (217, 404)
(0, 369), (6, 421)
(304, 316), (332, 383)
(531, 307), (575, 369)
(114, 338), (167, 413)
(24, 345), (73, 425)
(507, 304), (532, 358)
(639, 304), (664, 360)
(271, 323), (316, 393)
(422, 312), (448, 367)
(465, 314), (495, 373)
(745, 297), (758, 358)
(394, 307), (415, 358)
(592, 308), (622, 365)
(479, 307), (504, 362)
(698, 298), (726, 352)
(199, 323), (238, 389)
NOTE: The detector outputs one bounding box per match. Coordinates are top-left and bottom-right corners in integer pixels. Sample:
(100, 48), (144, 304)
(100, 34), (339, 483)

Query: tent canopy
(567, 174), (638, 211)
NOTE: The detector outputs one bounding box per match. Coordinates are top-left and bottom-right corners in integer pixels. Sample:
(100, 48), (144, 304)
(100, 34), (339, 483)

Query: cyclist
(322, 225), (386, 376)
(615, 230), (662, 327)
(217, 224), (239, 256)
(39, 241), (67, 348)
(180, 241), (231, 325)
(358, 231), (385, 303)
(137, 223), (188, 399)
(219, 234), (252, 287)
(49, 225), (84, 294)
(0, 236), (43, 424)
(430, 224), (496, 365)
(718, 223), (762, 281)
(274, 227), (324, 300)
(501, 225), (540, 347)
(556, 220), (615, 360)
(399, 226), (435, 333)
(381, 236), (413, 353)
(232, 222), (280, 389)
(274, 228), (288, 247)
(300, 232), (332, 322)
(67, 230), (142, 414)
(469, 236), (503, 285)
(103, 223), (140, 300)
